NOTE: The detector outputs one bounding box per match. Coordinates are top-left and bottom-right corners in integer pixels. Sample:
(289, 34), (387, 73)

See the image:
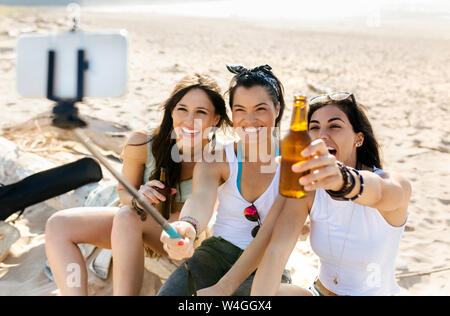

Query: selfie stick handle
(72, 129), (182, 239)
(47, 49), (182, 239)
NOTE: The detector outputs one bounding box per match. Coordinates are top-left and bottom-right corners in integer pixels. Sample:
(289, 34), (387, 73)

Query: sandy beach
(0, 3), (449, 295)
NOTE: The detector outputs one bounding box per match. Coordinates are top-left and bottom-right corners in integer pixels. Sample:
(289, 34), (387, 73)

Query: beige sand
(0, 6), (449, 295)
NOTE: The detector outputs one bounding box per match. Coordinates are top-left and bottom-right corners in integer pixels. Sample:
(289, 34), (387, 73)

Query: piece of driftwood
(417, 145), (450, 154)
(395, 267), (450, 280)
(1, 111), (131, 156)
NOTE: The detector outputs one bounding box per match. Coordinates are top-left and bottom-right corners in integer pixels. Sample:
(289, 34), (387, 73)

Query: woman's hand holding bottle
(292, 139), (344, 192)
(138, 180), (176, 205)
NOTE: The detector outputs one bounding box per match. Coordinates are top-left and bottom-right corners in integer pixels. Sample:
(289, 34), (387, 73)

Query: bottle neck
(290, 99), (308, 131)
(160, 168), (167, 183)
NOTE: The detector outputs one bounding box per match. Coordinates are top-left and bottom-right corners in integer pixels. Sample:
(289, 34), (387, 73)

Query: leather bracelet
(326, 161), (356, 198)
(343, 169), (364, 201)
(132, 197), (147, 222)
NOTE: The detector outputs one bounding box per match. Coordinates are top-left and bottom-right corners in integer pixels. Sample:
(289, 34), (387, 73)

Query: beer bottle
(279, 95), (312, 198)
(155, 168), (172, 219)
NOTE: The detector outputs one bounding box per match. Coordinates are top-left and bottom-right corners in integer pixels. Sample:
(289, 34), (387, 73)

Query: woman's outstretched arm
(160, 161), (224, 260)
(293, 139), (411, 226)
(251, 196), (310, 296)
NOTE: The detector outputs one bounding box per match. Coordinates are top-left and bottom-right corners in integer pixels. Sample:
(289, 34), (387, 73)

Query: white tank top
(213, 142), (280, 250)
(309, 168), (406, 296)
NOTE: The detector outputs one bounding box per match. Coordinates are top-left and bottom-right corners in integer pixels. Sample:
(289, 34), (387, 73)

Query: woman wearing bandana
(157, 64), (291, 296)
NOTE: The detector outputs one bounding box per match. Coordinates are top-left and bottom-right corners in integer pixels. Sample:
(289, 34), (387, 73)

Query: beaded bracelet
(179, 216), (200, 241)
(342, 169), (364, 201)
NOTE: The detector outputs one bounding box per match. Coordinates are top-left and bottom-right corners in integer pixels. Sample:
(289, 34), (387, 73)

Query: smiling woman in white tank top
(158, 64), (292, 296)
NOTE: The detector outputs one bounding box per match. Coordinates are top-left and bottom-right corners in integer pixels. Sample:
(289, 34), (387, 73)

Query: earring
(208, 128), (217, 153)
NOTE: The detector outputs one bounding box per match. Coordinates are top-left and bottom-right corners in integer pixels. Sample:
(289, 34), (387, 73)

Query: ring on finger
(164, 243), (173, 253)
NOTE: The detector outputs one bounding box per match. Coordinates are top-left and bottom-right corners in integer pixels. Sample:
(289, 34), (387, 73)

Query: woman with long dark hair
(45, 73), (231, 296)
(157, 64), (292, 296)
(197, 93), (411, 296)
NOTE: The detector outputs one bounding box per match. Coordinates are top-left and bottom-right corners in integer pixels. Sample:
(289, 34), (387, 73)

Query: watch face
(338, 165), (354, 194)
(344, 168), (356, 192)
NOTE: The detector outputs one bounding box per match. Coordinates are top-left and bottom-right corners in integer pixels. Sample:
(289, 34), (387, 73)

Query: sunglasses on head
(244, 204), (261, 238)
(309, 92), (356, 107)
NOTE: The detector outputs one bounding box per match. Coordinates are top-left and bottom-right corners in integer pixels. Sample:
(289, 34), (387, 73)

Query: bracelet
(343, 169), (364, 201)
(132, 197), (147, 222)
(326, 162), (355, 198)
(179, 216), (200, 241)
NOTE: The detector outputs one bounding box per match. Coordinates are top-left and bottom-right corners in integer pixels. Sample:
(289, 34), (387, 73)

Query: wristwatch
(326, 161), (356, 198)
(132, 197), (147, 222)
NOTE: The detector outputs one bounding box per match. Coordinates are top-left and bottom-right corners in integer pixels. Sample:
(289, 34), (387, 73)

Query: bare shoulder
(379, 170), (412, 197)
(194, 160), (229, 182)
(201, 144), (231, 180)
(126, 130), (150, 146)
(121, 131), (150, 163)
(375, 169), (411, 226)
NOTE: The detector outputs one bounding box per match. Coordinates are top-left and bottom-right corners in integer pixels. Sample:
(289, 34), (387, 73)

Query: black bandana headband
(226, 64), (280, 98)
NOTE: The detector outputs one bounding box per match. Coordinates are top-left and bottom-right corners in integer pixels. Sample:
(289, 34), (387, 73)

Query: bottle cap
(294, 95), (307, 102)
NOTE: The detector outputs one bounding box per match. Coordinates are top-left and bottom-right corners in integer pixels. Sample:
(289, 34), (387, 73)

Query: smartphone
(16, 30), (128, 99)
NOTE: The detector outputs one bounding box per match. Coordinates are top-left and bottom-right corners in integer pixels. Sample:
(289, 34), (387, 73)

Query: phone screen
(16, 30), (128, 99)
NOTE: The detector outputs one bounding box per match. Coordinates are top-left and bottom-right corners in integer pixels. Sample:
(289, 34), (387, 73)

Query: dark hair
(226, 64), (285, 128)
(308, 99), (382, 169)
(147, 73), (231, 218)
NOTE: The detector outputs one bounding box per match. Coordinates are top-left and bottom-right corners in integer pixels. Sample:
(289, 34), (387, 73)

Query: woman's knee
(113, 206), (142, 232)
(45, 208), (87, 244)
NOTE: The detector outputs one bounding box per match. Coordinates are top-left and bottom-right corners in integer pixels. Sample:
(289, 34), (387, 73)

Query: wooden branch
(417, 145), (450, 154)
(1, 111), (131, 155)
(395, 267), (450, 279)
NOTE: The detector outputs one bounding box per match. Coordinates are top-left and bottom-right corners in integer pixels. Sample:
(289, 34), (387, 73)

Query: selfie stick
(47, 47), (182, 240)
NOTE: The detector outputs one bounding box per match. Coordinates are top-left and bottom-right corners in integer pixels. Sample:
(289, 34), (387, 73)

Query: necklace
(325, 192), (356, 285)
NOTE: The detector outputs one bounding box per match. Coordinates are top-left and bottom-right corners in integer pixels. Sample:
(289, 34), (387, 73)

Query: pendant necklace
(326, 193), (356, 285)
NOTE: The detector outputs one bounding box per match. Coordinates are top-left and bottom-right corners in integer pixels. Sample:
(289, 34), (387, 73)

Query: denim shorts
(308, 283), (325, 296)
(157, 236), (292, 296)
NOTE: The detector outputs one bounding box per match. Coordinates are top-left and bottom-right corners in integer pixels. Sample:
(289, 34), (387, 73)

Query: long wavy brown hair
(147, 73), (231, 218)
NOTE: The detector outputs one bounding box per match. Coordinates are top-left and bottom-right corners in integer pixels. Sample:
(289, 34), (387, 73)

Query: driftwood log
(1, 111), (131, 157)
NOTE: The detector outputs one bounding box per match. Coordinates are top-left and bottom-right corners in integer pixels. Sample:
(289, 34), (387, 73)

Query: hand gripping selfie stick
(46, 40), (182, 240)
